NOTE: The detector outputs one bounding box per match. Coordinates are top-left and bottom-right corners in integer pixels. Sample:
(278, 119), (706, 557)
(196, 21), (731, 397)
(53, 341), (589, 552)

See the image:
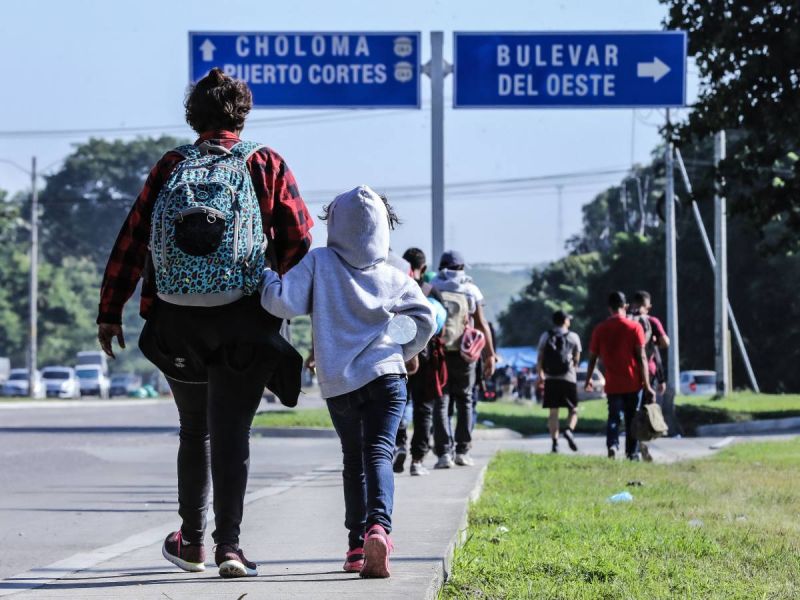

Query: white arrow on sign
(637, 57), (671, 82)
(199, 39), (216, 62)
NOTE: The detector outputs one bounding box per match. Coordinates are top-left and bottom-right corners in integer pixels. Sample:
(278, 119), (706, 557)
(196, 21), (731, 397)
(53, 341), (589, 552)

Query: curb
(472, 427), (523, 440)
(695, 416), (800, 437)
(425, 463), (489, 600)
(250, 426), (338, 438)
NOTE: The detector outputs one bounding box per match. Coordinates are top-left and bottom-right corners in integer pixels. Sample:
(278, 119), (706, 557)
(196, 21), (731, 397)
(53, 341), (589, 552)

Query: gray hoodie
(260, 185), (436, 399)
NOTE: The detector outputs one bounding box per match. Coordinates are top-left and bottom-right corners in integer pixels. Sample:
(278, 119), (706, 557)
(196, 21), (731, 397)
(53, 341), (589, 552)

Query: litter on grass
(688, 519), (704, 528)
(607, 491), (634, 503)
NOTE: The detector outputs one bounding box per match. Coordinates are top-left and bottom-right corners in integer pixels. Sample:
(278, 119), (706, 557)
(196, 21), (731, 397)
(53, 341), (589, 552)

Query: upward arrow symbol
(200, 39), (216, 62)
(637, 57), (671, 83)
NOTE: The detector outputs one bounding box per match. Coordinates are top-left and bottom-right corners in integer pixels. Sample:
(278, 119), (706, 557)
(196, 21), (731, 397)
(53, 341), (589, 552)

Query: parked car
(680, 370), (717, 395)
(41, 366), (81, 399)
(576, 368), (606, 401)
(75, 350), (109, 376)
(109, 373), (143, 398)
(1, 368), (45, 398)
(75, 365), (110, 399)
(0, 357), (10, 384)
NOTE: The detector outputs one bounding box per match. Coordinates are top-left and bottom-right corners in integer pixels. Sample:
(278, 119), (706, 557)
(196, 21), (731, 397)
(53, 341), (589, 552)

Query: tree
(40, 136), (187, 265)
(662, 0), (800, 252)
(498, 253), (601, 347)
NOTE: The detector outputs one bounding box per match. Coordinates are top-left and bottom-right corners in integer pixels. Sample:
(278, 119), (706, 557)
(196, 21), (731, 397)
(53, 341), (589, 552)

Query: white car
(680, 370), (717, 395)
(41, 366), (82, 399)
(75, 365), (110, 399)
(1, 368), (45, 398)
(576, 368), (606, 401)
(76, 351), (109, 376)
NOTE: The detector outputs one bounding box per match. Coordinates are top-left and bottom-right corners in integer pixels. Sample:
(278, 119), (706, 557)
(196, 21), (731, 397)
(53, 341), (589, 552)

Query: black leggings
(139, 297), (279, 544)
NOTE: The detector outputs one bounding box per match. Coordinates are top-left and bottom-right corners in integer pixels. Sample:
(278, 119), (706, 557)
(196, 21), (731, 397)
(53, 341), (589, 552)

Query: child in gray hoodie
(260, 185), (435, 578)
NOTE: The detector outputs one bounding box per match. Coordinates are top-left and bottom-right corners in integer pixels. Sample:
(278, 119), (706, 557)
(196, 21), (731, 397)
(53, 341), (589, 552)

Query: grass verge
(476, 393), (800, 437)
(252, 408), (333, 429)
(442, 439), (800, 599)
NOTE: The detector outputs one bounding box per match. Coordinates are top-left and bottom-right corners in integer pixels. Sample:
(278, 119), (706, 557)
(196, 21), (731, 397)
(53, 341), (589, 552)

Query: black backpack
(542, 330), (572, 376)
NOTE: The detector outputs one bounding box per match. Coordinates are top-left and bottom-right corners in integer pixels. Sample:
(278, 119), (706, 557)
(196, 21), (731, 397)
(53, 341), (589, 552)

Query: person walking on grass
(97, 68), (312, 578)
(536, 310), (582, 454)
(260, 186), (435, 578)
(585, 291), (655, 460)
(629, 290), (670, 462)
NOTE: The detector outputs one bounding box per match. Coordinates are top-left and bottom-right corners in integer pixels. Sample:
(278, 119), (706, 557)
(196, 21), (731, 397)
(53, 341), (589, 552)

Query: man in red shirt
(585, 291), (654, 459)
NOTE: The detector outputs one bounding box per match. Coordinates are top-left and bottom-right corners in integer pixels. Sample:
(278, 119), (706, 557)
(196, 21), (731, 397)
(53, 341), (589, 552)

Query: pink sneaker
(360, 524), (393, 578)
(343, 547), (365, 572)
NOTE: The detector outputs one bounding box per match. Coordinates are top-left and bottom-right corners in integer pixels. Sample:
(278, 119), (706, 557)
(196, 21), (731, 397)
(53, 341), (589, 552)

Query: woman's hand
(98, 323), (125, 359)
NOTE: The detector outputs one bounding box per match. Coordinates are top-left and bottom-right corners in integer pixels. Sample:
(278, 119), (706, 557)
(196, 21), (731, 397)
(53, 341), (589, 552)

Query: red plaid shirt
(97, 130), (313, 325)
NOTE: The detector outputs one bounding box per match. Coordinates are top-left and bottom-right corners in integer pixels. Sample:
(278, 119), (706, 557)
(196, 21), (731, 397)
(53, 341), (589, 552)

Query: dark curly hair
(185, 68), (252, 134)
(319, 193), (401, 230)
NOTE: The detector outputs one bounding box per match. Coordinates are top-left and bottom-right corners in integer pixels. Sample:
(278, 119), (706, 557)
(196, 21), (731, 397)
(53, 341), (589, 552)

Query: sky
(0, 0), (698, 265)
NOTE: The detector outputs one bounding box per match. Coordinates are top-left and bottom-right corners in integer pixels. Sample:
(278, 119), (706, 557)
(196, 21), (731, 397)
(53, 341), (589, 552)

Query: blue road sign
(454, 31), (686, 108)
(189, 32), (420, 108)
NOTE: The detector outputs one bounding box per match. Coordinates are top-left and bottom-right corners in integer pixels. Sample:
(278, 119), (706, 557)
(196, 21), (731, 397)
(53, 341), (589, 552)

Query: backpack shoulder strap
(173, 144), (201, 160)
(230, 141), (266, 162)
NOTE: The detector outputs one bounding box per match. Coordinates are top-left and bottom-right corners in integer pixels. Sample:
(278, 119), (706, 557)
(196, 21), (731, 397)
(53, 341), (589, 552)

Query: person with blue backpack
(96, 68), (313, 578)
(260, 185), (435, 578)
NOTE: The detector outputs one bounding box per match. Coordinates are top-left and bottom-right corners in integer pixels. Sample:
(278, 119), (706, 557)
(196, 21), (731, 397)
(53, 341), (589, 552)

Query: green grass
(246, 393), (800, 434)
(475, 393), (800, 437)
(442, 440), (800, 599)
(251, 408), (333, 429)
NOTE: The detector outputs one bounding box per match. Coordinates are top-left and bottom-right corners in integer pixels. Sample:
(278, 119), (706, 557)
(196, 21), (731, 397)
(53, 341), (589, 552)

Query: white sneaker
(434, 454), (454, 469)
(454, 453), (475, 467)
(410, 461), (429, 476)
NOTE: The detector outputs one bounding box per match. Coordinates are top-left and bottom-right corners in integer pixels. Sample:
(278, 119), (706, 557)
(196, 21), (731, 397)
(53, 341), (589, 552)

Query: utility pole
(427, 31), (449, 267)
(556, 184), (564, 249)
(674, 147), (760, 392)
(663, 111), (680, 432)
(28, 156), (38, 398)
(713, 131), (732, 395)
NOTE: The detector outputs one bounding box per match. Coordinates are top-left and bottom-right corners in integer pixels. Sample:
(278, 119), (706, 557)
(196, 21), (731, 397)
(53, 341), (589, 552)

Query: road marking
(0, 463), (339, 597)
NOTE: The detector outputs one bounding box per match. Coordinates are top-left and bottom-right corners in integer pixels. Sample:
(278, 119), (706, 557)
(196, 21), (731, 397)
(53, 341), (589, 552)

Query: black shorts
(542, 379), (578, 409)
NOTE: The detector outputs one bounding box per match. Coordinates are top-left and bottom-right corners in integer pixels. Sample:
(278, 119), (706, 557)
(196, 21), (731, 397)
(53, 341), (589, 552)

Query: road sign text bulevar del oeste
(454, 31), (686, 108)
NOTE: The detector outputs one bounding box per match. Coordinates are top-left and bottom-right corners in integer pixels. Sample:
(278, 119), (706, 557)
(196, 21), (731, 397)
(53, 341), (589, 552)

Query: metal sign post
(664, 111), (680, 397)
(427, 31), (449, 266)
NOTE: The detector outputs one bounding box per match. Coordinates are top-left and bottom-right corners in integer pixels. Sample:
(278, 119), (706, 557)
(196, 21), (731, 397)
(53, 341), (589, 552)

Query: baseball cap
(439, 249), (466, 269)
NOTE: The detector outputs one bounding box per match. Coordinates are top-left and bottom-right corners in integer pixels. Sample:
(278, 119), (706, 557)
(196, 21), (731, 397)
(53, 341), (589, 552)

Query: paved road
(0, 400), (337, 581)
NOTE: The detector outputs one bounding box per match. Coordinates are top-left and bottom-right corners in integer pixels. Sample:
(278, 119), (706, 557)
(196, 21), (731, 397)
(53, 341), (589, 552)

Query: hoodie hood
(326, 185), (390, 269)
(435, 268), (473, 287)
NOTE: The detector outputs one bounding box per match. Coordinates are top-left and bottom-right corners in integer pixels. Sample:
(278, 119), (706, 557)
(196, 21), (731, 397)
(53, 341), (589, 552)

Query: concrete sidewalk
(2, 441), (495, 599)
(4, 433), (794, 599)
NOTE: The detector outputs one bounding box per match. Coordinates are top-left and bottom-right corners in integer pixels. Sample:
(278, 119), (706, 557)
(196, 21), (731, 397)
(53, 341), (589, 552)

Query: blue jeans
(326, 374), (407, 549)
(606, 393), (640, 457)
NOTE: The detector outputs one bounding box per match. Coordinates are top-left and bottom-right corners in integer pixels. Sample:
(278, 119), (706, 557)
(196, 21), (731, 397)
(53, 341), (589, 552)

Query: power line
(0, 107), (427, 140)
